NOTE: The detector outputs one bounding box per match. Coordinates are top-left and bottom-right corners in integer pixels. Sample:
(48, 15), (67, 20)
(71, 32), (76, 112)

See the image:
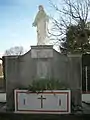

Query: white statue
(32, 5), (49, 45)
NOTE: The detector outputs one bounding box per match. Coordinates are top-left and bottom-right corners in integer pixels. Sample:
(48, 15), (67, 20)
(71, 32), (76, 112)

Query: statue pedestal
(31, 45), (53, 59)
(5, 45), (82, 111)
(31, 45), (54, 79)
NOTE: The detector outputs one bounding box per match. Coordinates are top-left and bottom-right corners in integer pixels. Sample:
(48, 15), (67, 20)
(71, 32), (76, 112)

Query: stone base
(31, 45), (54, 58)
(31, 45), (53, 49)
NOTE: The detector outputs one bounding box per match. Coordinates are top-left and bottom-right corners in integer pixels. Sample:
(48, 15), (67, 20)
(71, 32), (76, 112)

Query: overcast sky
(0, 0), (52, 57)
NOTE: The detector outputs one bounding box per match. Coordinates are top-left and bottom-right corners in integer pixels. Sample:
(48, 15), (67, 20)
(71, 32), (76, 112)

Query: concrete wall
(67, 54), (82, 106)
(53, 50), (68, 82)
(82, 94), (90, 102)
(4, 56), (19, 110)
(0, 77), (4, 89)
(18, 51), (37, 87)
(0, 63), (3, 76)
(3, 45), (82, 110)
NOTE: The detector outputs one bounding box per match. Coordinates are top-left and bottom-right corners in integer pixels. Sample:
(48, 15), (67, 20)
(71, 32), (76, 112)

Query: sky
(0, 0), (53, 57)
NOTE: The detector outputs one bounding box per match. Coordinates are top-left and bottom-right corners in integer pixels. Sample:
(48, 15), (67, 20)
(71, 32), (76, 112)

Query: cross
(38, 95), (46, 108)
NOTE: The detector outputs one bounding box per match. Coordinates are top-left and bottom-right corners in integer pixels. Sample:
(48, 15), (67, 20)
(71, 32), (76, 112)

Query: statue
(32, 5), (49, 45)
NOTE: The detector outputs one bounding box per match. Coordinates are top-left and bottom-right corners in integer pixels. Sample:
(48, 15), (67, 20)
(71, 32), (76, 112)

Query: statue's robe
(33, 10), (49, 45)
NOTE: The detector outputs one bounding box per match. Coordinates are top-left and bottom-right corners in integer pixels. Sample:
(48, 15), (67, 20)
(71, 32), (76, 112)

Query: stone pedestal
(3, 45), (82, 111)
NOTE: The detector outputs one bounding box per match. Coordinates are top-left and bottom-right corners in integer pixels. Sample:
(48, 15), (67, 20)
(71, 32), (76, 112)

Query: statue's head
(38, 5), (44, 11)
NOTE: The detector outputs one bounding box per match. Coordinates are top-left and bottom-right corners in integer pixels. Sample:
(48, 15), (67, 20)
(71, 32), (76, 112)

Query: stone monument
(3, 48), (82, 111)
(2, 5), (82, 112)
(32, 5), (49, 45)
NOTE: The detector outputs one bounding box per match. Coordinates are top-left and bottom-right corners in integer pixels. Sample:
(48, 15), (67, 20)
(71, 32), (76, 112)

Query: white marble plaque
(14, 90), (71, 114)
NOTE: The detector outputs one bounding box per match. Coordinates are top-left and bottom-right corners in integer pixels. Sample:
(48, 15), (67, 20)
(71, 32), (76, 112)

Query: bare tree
(49, 0), (90, 53)
(4, 46), (24, 56)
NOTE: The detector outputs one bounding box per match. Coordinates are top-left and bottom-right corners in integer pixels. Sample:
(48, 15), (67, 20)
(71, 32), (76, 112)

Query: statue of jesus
(32, 5), (49, 45)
